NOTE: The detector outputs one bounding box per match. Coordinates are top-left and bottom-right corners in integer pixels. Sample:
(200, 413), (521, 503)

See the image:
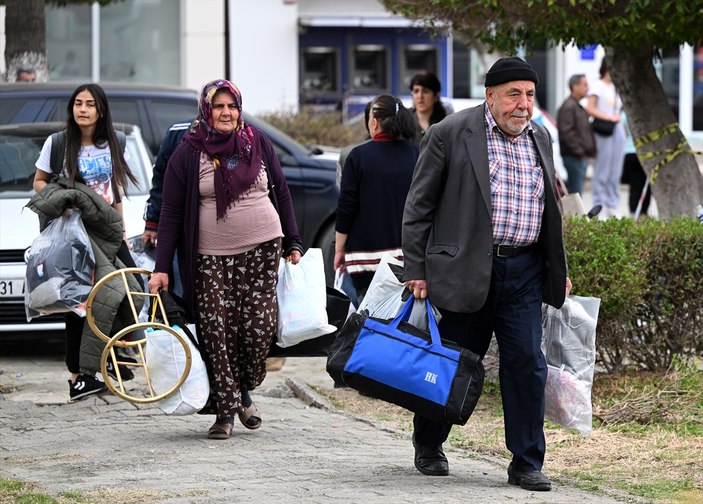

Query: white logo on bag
(424, 372), (438, 384)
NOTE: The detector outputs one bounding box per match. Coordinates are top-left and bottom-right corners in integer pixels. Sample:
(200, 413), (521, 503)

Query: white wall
(554, 44), (606, 110)
(182, 0), (226, 92)
(299, 0), (391, 17)
(227, 0), (299, 115)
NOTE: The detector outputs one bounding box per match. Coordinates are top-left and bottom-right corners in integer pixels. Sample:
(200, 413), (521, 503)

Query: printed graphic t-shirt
(35, 135), (130, 205)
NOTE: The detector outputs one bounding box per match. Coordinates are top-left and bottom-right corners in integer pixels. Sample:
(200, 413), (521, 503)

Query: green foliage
(382, 0), (703, 53)
(260, 108), (362, 148)
(564, 217), (703, 372)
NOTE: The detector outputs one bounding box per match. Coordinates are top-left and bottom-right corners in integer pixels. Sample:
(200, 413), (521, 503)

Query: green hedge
(564, 217), (703, 372)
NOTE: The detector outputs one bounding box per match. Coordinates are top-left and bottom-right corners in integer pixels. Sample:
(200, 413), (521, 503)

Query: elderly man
(16, 65), (36, 82)
(557, 74), (596, 194)
(402, 57), (571, 491)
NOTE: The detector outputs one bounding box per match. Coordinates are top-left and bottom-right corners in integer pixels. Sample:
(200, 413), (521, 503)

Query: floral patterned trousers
(195, 238), (282, 418)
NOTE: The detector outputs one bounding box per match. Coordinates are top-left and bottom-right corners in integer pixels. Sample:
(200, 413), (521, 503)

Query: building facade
(0, 0), (700, 147)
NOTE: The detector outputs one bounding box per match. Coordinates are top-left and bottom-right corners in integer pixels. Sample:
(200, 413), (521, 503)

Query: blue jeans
(562, 155), (588, 195)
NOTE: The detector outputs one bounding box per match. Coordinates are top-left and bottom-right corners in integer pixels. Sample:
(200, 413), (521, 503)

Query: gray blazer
(402, 104), (567, 313)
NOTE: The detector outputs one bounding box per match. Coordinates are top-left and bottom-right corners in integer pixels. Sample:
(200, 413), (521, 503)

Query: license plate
(0, 279), (25, 298)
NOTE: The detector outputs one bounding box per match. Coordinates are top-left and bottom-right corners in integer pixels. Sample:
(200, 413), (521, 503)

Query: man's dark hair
(568, 74), (586, 91)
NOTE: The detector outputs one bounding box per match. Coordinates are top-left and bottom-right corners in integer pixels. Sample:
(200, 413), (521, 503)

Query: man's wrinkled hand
(405, 279), (428, 299)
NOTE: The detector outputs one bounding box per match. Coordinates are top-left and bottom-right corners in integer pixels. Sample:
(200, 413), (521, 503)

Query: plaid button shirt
(484, 104), (545, 246)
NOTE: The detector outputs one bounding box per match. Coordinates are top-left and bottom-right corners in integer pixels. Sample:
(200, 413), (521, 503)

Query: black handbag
(326, 295), (484, 425)
(591, 118), (616, 137)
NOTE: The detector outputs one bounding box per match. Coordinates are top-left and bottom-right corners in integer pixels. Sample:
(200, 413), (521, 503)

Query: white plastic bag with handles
(276, 248), (336, 347)
(541, 295), (600, 435)
(145, 323), (210, 415)
(357, 253), (440, 330)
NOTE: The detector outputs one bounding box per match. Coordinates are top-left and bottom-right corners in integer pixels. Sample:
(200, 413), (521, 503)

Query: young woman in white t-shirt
(586, 59), (627, 218)
(32, 83), (140, 401)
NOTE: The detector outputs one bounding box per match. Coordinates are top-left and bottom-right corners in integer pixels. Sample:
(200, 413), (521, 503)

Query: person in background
(336, 101), (372, 189)
(621, 113), (651, 217)
(142, 120), (193, 247)
(586, 59), (627, 218)
(33, 83), (141, 400)
(402, 57), (570, 491)
(141, 119), (193, 296)
(16, 65), (36, 82)
(148, 79), (303, 440)
(408, 72), (450, 142)
(334, 94), (418, 303)
(556, 74), (596, 195)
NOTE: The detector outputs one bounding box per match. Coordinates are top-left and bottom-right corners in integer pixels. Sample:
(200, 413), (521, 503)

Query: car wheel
(315, 222), (335, 286)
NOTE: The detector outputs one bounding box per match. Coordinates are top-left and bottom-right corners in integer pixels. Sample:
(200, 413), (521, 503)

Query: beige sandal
(238, 403), (262, 430)
(207, 420), (233, 439)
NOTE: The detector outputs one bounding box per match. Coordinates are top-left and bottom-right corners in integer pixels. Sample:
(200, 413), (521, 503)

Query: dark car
(0, 82), (339, 281)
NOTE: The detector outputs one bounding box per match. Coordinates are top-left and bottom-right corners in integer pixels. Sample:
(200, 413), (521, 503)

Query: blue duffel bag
(326, 295), (484, 425)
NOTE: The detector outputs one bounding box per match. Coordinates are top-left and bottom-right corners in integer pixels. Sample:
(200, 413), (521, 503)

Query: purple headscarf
(184, 79), (263, 220)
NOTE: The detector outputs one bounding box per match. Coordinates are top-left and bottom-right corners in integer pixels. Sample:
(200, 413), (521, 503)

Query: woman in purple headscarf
(149, 79), (303, 439)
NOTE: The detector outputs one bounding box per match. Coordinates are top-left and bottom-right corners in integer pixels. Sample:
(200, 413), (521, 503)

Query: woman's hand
(405, 279), (428, 299)
(565, 276), (573, 297)
(148, 272), (169, 294)
(334, 250), (345, 271)
(286, 250), (302, 265)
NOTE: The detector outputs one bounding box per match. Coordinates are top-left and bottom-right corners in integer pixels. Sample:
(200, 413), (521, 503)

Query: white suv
(0, 122), (153, 334)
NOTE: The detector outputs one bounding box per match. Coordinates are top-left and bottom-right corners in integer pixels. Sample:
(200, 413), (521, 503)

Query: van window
(0, 134), (42, 197)
(107, 99), (143, 129)
(149, 99), (198, 138)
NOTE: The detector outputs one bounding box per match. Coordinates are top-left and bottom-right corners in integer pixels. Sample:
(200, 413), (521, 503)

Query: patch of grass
(0, 476), (61, 503)
(57, 492), (88, 503)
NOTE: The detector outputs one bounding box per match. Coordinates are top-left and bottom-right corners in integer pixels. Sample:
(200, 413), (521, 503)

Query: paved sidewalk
(0, 356), (629, 503)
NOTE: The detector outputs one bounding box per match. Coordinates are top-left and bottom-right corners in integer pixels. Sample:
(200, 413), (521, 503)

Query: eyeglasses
(211, 103), (238, 111)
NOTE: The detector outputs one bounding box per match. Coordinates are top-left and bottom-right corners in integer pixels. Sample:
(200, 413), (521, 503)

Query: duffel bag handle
(389, 294), (441, 346)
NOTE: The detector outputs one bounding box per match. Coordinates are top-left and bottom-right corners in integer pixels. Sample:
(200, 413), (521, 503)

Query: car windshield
(0, 131), (150, 199)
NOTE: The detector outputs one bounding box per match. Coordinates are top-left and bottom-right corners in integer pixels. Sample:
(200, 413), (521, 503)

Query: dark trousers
(64, 241), (141, 374)
(413, 249), (547, 472)
(623, 153), (651, 215)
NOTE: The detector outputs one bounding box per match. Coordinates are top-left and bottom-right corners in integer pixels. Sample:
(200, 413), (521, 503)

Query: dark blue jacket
(143, 120), (193, 231)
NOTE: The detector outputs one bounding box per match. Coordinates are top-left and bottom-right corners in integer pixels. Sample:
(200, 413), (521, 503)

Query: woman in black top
(334, 94), (419, 302)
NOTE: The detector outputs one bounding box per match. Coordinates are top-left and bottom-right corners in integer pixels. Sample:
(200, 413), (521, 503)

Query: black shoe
(105, 355), (135, 382)
(413, 437), (449, 476)
(507, 462), (552, 491)
(69, 373), (107, 401)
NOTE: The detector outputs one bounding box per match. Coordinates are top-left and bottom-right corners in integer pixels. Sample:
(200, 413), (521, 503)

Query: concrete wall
(182, 0), (226, 93)
(228, 0), (299, 115)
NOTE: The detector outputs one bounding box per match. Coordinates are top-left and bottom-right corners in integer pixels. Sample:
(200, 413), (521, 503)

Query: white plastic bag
(145, 323), (210, 415)
(357, 253), (439, 330)
(541, 296), (600, 435)
(24, 209), (95, 320)
(276, 248), (336, 347)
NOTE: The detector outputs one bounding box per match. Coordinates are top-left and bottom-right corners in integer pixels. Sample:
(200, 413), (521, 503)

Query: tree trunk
(607, 45), (703, 219)
(4, 0), (47, 82)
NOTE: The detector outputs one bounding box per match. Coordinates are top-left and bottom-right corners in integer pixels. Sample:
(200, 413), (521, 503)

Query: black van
(0, 82), (339, 281)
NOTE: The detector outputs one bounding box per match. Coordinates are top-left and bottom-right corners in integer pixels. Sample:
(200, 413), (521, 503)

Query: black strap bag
(591, 118), (616, 137)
